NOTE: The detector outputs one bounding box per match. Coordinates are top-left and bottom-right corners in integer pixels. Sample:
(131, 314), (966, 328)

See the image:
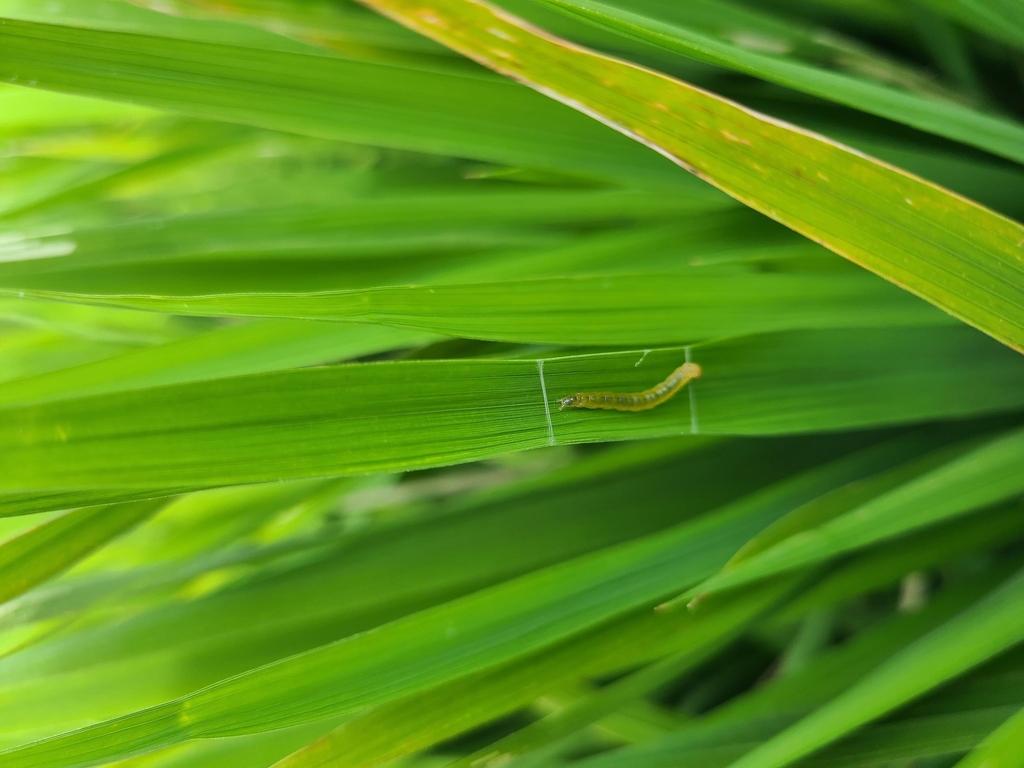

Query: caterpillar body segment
(558, 361), (702, 412)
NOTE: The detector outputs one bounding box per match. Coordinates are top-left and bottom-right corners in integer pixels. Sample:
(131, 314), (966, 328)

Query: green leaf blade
(688, 427), (1024, 598)
(536, 0), (1024, 166)
(723, 565), (1024, 768)
(2, 329), (1023, 491)
(355, 0), (1024, 353)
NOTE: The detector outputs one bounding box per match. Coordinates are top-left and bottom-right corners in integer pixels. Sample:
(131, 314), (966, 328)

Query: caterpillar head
(681, 362), (702, 379)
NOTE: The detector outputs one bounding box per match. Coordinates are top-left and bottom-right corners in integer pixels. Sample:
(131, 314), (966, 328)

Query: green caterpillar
(559, 361), (702, 412)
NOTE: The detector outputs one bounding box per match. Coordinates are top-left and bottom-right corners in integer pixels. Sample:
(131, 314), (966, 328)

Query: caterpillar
(559, 361), (702, 412)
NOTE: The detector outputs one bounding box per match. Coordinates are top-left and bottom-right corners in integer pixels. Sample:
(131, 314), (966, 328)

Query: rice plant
(1, 0), (1023, 766)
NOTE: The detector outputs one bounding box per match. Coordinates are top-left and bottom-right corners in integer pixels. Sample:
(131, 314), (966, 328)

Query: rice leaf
(534, 0), (1024, 164)
(685, 426), (1024, 599)
(2, 329), (1023, 491)
(355, 0), (1024, 353)
(722, 564), (1024, 768)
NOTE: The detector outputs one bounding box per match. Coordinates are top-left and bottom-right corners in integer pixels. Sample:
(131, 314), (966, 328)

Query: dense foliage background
(1, 0), (1024, 766)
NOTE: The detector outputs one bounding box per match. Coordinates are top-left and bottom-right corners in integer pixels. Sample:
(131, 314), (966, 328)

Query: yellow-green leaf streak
(355, 0), (1024, 354)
